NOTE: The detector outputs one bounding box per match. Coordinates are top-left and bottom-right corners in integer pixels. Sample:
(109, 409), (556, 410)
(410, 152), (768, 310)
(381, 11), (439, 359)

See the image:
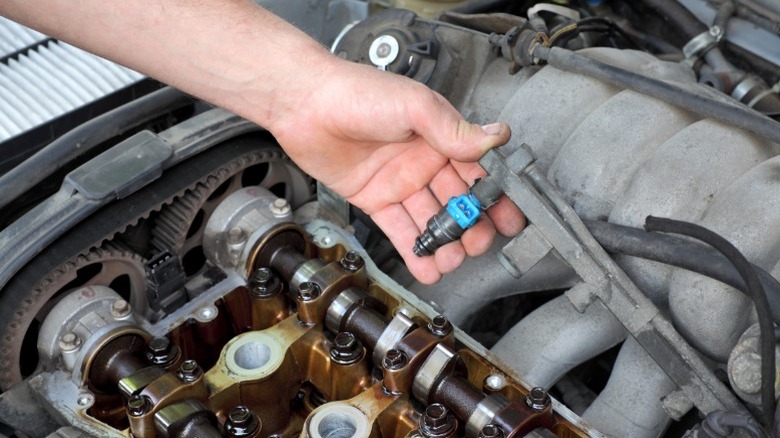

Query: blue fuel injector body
(413, 178), (503, 256)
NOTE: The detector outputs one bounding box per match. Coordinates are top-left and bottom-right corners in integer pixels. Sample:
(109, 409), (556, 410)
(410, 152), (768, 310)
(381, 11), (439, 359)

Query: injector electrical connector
(413, 178), (504, 256)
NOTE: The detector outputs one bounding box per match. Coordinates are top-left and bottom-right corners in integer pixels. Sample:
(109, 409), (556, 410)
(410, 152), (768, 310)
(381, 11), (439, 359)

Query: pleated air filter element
(0, 17), (144, 142)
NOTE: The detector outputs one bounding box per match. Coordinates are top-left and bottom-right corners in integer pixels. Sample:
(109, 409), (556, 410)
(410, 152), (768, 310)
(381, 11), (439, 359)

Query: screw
(145, 336), (179, 367)
(227, 227), (246, 244)
(127, 395), (150, 417)
(330, 332), (363, 364)
(224, 405), (261, 438)
(382, 349), (407, 370)
(339, 251), (364, 272)
(177, 359), (203, 382)
(526, 387), (550, 411)
(429, 315), (453, 337)
(297, 282), (320, 301)
(270, 198), (291, 217)
(420, 403), (456, 437)
(58, 332), (81, 352)
(111, 299), (131, 318)
(248, 267), (280, 298)
(478, 424), (504, 438)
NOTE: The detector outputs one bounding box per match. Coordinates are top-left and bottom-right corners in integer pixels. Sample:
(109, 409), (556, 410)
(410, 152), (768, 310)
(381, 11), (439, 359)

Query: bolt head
(429, 315), (452, 337)
(58, 332), (81, 351)
(270, 198), (291, 217)
(478, 424), (504, 438)
(330, 332), (363, 364)
(177, 359), (203, 382)
(340, 251), (364, 272)
(484, 374), (507, 392)
(297, 282), (321, 301)
(146, 336), (179, 367)
(127, 395), (150, 417)
(225, 405), (261, 437)
(248, 267), (280, 298)
(421, 403), (456, 436)
(227, 227), (246, 244)
(110, 299), (131, 318)
(382, 349), (407, 370)
(526, 387), (550, 411)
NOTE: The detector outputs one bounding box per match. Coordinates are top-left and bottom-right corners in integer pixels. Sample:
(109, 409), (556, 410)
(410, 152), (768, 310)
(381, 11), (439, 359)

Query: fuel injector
(413, 178), (503, 256)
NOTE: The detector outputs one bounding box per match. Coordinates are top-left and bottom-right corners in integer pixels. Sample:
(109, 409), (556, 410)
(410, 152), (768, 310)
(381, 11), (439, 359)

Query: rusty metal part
(151, 148), (313, 277)
(0, 244), (147, 389)
(292, 259), (369, 325)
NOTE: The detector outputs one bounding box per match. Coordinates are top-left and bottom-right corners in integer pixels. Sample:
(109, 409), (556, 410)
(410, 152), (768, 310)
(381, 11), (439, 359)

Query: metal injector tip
(412, 178), (504, 257)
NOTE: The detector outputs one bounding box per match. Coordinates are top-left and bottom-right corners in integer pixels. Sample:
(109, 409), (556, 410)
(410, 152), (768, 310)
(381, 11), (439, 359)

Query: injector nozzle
(413, 178), (503, 257)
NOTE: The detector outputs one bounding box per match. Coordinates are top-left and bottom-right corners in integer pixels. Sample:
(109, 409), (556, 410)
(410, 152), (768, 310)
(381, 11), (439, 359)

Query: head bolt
(224, 405), (261, 438)
(297, 282), (321, 302)
(526, 387), (550, 411)
(382, 349), (407, 371)
(428, 315), (453, 337)
(420, 403), (456, 437)
(248, 267), (280, 298)
(339, 251), (365, 272)
(58, 332), (81, 352)
(177, 359), (203, 383)
(484, 374), (507, 392)
(270, 198), (291, 217)
(110, 299), (131, 318)
(330, 332), (364, 364)
(127, 394), (151, 417)
(478, 424), (504, 438)
(227, 226), (246, 244)
(145, 336), (179, 367)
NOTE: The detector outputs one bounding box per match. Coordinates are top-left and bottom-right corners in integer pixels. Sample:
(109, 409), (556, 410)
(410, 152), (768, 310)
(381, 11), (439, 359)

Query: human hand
(269, 57), (526, 284)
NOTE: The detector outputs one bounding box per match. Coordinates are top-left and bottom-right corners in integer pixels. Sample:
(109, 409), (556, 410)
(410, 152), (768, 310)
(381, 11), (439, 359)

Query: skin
(1, 0), (525, 284)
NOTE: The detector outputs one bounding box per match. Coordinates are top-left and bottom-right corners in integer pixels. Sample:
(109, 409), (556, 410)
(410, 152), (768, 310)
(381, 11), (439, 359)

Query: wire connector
(413, 179), (503, 257)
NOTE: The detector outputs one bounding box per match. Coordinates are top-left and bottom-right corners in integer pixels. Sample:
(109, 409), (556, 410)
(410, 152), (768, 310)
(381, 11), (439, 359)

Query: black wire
(583, 220), (780, 323)
(644, 216), (775, 431)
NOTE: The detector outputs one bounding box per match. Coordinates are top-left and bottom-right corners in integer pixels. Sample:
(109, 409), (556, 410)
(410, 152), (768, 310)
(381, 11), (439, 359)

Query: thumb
(412, 92), (511, 162)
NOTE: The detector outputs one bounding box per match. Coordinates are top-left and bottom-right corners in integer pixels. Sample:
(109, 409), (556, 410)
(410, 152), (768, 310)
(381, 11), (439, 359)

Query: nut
(177, 359), (203, 382)
(127, 395), (151, 417)
(428, 315), (453, 337)
(224, 405), (261, 438)
(330, 332), (363, 364)
(382, 349), (407, 370)
(420, 403), (456, 437)
(478, 424), (504, 438)
(339, 251), (364, 272)
(110, 299), (131, 318)
(297, 282), (321, 301)
(248, 267), (280, 298)
(58, 332), (81, 352)
(526, 386), (550, 411)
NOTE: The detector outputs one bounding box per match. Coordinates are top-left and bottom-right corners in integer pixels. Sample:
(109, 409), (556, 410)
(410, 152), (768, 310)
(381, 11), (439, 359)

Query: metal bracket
(479, 144), (746, 416)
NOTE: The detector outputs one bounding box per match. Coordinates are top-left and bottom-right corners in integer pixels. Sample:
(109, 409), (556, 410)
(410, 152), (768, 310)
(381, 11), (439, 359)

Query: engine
(1, 1), (780, 438)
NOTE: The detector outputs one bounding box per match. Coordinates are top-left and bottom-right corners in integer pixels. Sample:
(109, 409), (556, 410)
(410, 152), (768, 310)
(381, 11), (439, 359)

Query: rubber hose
(449, 0), (509, 14)
(583, 220), (780, 322)
(532, 46), (780, 145)
(644, 216), (775, 431)
(640, 0), (707, 40)
(0, 86), (192, 211)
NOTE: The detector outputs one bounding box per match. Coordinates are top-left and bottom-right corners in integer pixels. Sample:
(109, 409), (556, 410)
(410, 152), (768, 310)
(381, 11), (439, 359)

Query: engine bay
(2, 1), (780, 437)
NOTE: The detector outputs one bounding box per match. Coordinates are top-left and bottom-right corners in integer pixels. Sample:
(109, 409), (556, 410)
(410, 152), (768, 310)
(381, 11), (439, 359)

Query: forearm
(0, 0), (333, 131)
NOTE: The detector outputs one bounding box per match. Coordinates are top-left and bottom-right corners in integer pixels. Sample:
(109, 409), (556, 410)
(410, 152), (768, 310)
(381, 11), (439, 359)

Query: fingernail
(480, 123), (503, 135)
